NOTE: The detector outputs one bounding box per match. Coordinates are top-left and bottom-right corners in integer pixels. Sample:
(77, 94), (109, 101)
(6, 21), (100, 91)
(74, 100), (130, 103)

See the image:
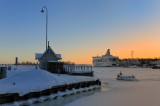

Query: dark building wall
(47, 62), (65, 74)
(0, 67), (7, 79)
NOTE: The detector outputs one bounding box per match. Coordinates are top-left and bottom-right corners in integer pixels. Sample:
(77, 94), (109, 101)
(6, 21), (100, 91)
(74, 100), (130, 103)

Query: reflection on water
(101, 83), (109, 92)
(31, 88), (102, 106)
(141, 78), (160, 81)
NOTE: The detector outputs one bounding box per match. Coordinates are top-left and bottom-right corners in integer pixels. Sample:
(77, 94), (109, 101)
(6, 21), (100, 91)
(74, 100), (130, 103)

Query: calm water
(32, 67), (160, 106)
(31, 88), (101, 106)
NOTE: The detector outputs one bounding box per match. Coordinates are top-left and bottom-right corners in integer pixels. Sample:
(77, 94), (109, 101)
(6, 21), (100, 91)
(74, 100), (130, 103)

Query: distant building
(15, 57), (18, 65)
(119, 58), (160, 67)
(120, 59), (140, 67)
(35, 46), (62, 70)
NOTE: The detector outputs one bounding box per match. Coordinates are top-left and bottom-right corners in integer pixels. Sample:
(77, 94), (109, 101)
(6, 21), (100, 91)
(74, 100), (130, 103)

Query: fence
(64, 64), (93, 76)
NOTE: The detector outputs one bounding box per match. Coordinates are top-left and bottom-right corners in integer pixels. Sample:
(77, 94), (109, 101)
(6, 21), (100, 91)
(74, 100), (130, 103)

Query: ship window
(113, 58), (118, 61)
(97, 60), (102, 62)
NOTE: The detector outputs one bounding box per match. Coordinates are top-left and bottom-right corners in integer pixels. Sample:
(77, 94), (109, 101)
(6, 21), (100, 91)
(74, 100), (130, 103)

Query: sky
(0, 0), (160, 64)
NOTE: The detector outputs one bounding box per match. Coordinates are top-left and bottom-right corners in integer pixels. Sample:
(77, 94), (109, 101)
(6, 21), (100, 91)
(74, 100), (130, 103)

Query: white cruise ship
(92, 49), (119, 67)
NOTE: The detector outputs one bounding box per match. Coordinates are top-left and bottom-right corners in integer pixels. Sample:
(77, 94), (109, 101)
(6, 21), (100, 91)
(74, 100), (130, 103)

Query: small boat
(152, 65), (160, 69)
(116, 72), (137, 81)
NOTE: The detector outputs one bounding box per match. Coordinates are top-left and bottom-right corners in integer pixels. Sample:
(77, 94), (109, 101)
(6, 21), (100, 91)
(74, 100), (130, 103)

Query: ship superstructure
(92, 49), (119, 67)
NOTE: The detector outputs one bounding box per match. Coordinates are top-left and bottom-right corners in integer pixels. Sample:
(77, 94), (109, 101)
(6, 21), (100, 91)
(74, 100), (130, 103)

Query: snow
(55, 54), (61, 59)
(35, 48), (62, 60)
(65, 67), (160, 106)
(35, 53), (42, 59)
(0, 65), (97, 96)
(0, 65), (7, 67)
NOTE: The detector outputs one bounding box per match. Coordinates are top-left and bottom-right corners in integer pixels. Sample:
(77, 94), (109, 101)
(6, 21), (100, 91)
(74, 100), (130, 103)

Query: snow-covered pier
(0, 80), (101, 105)
(0, 65), (101, 105)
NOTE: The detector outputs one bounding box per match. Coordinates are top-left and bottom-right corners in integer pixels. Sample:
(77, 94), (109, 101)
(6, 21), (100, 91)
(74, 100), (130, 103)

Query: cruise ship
(92, 49), (119, 67)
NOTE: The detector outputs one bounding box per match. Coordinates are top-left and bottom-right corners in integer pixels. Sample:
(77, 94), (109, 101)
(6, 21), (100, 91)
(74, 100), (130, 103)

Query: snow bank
(0, 65), (97, 96)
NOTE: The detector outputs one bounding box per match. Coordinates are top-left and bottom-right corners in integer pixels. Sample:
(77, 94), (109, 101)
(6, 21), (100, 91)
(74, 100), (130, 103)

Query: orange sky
(62, 27), (160, 64)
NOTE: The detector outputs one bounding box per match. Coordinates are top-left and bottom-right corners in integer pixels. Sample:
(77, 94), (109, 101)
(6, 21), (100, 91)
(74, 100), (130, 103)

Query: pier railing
(64, 64), (93, 76)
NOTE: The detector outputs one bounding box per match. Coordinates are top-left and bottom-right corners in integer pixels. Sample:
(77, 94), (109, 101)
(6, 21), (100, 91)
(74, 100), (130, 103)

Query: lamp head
(41, 9), (44, 13)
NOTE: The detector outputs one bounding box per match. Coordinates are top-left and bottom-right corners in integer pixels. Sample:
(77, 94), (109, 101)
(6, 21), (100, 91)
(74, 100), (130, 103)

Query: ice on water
(66, 67), (160, 106)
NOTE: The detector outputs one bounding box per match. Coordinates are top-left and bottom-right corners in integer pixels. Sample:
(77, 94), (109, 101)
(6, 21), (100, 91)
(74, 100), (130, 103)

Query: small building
(35, 46), (62, 71)
(0, 67), (7, 79)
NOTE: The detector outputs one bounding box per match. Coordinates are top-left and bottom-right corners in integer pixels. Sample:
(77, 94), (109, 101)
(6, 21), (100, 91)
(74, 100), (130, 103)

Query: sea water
(31, 67), (160, 106)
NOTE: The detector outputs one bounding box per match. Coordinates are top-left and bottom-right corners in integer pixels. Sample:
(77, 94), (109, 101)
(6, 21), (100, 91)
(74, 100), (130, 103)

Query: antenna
(48, 41), (49, 47)
(131, 51), (134, 59)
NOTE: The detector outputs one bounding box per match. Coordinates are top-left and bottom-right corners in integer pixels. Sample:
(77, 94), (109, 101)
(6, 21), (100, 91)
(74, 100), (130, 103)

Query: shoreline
(0, 80), (101, 105)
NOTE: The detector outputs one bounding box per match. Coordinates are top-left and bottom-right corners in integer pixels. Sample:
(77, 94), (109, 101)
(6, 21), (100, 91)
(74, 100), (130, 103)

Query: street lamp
(41, 6), (48, 51)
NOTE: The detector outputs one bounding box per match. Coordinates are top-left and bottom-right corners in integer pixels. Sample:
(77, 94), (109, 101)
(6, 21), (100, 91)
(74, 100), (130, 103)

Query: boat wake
(140, 78), (160, 81)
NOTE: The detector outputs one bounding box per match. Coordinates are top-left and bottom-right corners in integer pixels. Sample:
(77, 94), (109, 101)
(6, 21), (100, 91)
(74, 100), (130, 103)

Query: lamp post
(41, 6), (48, 51)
